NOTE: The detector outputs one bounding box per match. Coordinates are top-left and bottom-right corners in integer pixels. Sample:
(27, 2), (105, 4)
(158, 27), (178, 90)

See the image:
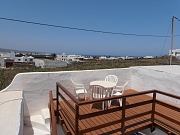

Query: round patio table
(90, 81), (116, 89)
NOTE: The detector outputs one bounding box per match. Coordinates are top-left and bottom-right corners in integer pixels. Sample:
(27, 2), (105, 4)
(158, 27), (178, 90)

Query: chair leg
(108, 100), (112, 107)
(119, 99), (122, 106)
(90, 104), (93, 109)
(84, 93), (86, 100)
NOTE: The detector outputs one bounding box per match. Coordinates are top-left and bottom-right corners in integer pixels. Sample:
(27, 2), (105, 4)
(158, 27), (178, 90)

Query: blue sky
(0, 1), (180, 57)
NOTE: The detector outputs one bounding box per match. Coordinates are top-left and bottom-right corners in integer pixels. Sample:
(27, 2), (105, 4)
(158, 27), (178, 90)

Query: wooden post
(75, 104), (79, 135)
(151, 92), (156, 132)
(56, 84), (59, 123)
(121, 97), (126, 134)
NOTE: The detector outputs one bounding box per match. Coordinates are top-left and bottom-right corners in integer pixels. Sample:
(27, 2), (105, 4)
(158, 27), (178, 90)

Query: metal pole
(170, 16), (175, 65)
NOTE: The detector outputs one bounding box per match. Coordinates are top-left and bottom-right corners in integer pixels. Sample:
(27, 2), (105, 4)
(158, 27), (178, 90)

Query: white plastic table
(90, 81), (116, 89)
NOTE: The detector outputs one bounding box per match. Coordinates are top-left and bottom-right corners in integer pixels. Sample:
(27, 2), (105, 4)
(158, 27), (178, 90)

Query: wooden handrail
(57, 91), (75, 113)
(49, 91), (57, 135)
(55, 82), (180, 135)
(56, 82), (80, 104)
(76, 89), (155, 106)
(79, 100), (153, 120)
(57, 82), (180, 105)
(156, 90), (180, 100)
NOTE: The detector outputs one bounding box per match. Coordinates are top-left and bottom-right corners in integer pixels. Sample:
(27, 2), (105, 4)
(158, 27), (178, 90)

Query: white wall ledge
(0, 90), (23, 135)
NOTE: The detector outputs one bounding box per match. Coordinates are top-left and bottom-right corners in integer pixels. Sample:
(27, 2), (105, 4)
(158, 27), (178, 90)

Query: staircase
(24, 108), (50, 135)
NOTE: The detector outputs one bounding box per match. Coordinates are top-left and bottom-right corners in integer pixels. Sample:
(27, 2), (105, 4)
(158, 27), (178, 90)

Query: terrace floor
(53, 89), (180, 135)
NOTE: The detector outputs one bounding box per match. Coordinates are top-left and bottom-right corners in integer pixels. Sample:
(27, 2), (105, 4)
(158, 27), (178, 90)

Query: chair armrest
(75, 84), (84, 87)
(116, 85), (123, 88)
(75, 87), (85, 89)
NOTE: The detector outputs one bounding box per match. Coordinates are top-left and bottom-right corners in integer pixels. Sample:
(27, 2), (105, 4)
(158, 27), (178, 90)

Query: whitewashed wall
(1, 68), (131, 116)
(2, 65), (180, 117)
(131, 66), (180, 107)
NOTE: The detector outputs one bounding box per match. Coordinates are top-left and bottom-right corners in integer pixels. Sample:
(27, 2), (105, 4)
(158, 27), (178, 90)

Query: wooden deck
(58, 90), (151, 135)
(48, 84), (180, 135)
(51, 90), (180, 135)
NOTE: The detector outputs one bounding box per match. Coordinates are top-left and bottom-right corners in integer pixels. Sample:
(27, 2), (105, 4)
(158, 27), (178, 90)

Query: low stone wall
(131, 65), (180, 107)
(2, 65), (180, 117)
(1, 68), (131, 116)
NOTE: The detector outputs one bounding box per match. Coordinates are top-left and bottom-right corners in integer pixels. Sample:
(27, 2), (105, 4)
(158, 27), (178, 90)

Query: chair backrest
(121, 81), (129, 94)
(71, 78), (76, 86)
(105, 75), (118, 84)
(71, 78), (84, 89)
(90, 85), (106, 99)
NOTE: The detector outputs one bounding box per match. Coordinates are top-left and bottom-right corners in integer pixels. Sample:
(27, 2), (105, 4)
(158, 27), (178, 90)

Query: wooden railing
(49, 91), (57, 135)
(54, 82), (180, 135)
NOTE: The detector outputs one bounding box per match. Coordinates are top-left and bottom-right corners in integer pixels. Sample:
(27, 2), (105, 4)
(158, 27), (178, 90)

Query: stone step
(24, 125), (50, 135)
(24, 115), (50, 132)
(41, 108), (50, 125)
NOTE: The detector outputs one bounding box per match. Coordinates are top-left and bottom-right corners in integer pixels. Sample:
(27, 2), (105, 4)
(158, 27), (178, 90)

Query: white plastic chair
(105, 75), (118, 84)
(109, 81), (129, 107)
(71, 78), (87, 100)
(90, 85), (107, 110)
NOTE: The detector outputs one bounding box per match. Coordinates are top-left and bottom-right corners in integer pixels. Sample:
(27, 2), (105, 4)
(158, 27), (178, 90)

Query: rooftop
(0, 65), (179, 135)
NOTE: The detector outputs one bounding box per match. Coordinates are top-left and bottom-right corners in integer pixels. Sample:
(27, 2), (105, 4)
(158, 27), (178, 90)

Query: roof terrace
(0, 65), (180, 135)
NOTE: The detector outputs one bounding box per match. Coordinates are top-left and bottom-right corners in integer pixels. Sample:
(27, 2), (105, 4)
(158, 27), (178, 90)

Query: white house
(0, 51), (15, 68)
(99, 56), (107, 60)
(15, 56), (34, 63)
(56, 53), (83, 62)
(67, 54), (82, 61)
(169, 49), (180, 59)
(0, 57), (14, 68)
(83, 56), (93, 60)
(108, 57), (119, 60)
(56, 53), (68, 61)
(0, 51), (15, 59)
(144, 56), (154, 59)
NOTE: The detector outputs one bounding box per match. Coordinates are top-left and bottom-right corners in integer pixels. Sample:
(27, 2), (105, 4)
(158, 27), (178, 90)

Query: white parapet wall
(131, 65), (180, 107)
(0, 90), (23, 135)
(1, 65), (180, 117)
(1, 68), (132, 116)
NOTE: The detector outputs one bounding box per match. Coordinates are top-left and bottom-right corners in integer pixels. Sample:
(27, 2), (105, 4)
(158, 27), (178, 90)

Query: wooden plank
(83, 103), (116, 134)
(125, 92), (154, 133)
(156, 100), (180, 112)
(68, 100), (99, 135)
(155, 115), (180, 135)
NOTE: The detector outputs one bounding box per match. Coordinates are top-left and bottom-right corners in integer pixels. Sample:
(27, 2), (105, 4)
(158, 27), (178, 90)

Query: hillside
(0, 55), (180, 90)
(0, 48), (44, 54)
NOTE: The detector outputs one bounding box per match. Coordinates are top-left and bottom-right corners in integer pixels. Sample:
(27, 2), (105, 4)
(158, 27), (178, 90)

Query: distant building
(0, 51), (15, 59)
(34, 59), (67, 68)
(56, 53), (82, 62)
(0, 57), (14, 68)
(67, 54), (82, 61)
(169, 49), (180, 59)
(144, 56), (154, 59)
(83, 56), (93, 60)
(56, 53), (68, 61)
(99, 56), (107, 60)
(108, 57), (119, 60)
(0, 51), (15, 68)
(15, 56), (34, 63)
